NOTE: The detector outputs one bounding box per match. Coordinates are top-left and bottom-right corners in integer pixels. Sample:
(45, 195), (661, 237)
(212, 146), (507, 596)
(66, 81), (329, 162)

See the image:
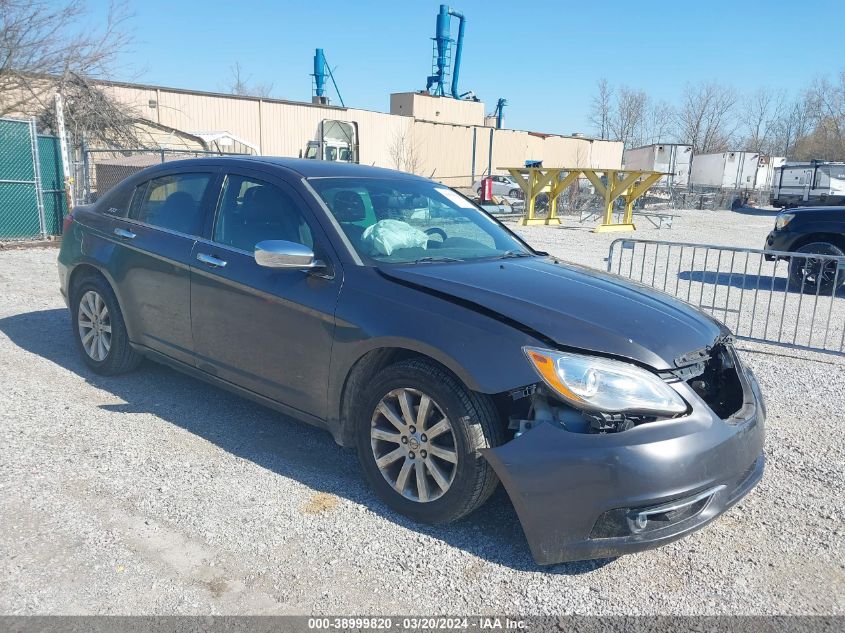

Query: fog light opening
(634, 514), (648, 532)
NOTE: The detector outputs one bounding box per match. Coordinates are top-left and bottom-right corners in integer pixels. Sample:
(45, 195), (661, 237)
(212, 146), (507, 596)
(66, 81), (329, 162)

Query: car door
(189, 169), (342, 419)
(115, 167), (219, 365)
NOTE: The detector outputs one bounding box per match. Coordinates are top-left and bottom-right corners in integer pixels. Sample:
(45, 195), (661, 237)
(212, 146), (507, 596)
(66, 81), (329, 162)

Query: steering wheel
(425, 227), (447, 241)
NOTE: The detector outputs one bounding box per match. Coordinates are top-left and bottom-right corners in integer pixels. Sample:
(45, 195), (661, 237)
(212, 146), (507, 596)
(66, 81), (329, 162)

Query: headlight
(524, 347), (687, 416)
(775, 212), (795, 230)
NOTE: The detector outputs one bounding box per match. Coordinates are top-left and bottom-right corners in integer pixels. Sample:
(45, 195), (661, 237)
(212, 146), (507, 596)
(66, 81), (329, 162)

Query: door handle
(113, 228), (136, 240)
(196, 252), (227, 268)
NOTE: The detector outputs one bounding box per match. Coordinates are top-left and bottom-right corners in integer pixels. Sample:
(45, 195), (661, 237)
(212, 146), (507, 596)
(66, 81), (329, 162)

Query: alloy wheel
(77, 290), (112, 362)
(797, 255), (837, 287)
(370, 388), (458, 502)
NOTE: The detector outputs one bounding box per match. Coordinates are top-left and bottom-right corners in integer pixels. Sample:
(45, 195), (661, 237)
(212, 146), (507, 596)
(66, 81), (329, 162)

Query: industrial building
(97, 79), (623, 190)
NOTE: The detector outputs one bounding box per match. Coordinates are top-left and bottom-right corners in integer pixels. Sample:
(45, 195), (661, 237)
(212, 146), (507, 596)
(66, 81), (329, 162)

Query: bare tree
(770, 96), (811, 159)
(1, 1), (131, 112)
(608, 86), (648, 148)
(37, 74), (141, 147)
(796, 72), (845, 160)
(641, 100), (675, 146)
(674, 82), (738, 152)
(589, 79), (613, 140)
(226, 62), (273, 98)
(388, 128), (421, 174)
(0, 1), (141, 145)
(740, 87), (785, 154)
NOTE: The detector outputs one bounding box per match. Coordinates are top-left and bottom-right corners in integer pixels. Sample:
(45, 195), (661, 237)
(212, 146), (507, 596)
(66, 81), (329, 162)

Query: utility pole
(54, 93), (75, 209)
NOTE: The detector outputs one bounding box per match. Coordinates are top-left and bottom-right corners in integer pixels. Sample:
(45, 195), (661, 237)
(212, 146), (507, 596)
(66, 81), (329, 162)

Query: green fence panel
(0, 118), (41, 239)
(38, 135), (67, 235)
(0, 183), (40, 238)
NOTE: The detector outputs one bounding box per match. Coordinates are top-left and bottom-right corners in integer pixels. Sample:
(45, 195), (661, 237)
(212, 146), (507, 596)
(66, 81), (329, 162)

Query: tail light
(62, 212), (74, 235)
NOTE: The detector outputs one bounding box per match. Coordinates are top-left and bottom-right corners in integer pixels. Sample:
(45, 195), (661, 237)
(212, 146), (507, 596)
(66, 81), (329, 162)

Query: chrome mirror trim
(254, 240), (322, 270)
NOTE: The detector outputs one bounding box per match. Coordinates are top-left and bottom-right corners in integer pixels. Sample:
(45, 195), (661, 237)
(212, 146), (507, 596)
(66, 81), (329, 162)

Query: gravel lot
(1, 208), (843, 615)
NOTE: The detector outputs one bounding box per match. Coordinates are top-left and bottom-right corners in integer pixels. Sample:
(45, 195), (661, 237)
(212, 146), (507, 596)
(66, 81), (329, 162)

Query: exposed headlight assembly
(775, 212), (795, 230)
(524, 347), (687, 417)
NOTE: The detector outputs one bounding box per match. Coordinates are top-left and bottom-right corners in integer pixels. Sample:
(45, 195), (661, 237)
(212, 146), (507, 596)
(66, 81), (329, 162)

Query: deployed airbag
(362, 219), (429, 256)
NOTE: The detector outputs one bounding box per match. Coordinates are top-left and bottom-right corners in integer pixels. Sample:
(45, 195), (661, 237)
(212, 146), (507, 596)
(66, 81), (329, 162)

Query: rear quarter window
(129, 172), (213, 235)
(98, 185), (134, 218)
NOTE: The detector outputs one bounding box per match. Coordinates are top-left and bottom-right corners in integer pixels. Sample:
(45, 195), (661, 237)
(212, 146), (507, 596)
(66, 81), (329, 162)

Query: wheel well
(336, 348), (424, 446)
(68, 264), (108, 298)
(335, 347), (509, 447)
(792, 233), (845, 252)
(67, 265), (132, 338)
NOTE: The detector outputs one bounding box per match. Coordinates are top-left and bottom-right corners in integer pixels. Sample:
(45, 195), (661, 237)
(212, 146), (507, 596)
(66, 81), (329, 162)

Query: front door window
(213, 175), (313, 252)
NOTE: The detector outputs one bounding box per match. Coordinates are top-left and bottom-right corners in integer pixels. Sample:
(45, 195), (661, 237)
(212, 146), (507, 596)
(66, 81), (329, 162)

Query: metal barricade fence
(607, 238), (845, 354)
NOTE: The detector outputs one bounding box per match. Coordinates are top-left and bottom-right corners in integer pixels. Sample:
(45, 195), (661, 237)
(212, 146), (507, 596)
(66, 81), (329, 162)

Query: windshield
(308, 177), (533, 264)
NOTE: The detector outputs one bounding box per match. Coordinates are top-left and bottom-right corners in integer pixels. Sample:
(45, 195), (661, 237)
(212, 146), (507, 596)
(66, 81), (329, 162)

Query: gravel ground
(1, 208), (843, 615)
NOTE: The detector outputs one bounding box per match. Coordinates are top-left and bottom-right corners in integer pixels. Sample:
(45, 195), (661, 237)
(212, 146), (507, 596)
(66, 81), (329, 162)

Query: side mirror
(254, 240), (324, 270)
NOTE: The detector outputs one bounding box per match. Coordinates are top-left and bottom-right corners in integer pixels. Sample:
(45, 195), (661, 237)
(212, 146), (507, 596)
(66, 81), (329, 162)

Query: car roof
(143, 156), (430, 181)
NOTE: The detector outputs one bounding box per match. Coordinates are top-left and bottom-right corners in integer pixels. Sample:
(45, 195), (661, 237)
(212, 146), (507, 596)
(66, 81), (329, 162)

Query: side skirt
(131, 343), (330, 432)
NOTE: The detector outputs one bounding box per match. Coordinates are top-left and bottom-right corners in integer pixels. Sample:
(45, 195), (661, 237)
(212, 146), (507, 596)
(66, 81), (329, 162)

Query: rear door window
(130, 172), (213, 235)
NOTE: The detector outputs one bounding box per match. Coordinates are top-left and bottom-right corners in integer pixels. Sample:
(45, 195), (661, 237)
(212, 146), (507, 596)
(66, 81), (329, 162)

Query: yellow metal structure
(504, 167), (667, 231)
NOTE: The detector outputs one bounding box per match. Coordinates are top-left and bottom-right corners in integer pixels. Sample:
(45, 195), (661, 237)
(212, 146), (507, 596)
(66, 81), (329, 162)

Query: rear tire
(71, 275), (142, 375)
(508, 188), (521, 199)
(355, 358), (504, 524)
(788, 242), (845, 295)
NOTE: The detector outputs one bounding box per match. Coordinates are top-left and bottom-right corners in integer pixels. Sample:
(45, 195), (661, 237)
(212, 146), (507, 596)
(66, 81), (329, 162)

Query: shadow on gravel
(678, 270), (845, 298)
(730, 206), (780, 217)
(0, 308), (614, 575)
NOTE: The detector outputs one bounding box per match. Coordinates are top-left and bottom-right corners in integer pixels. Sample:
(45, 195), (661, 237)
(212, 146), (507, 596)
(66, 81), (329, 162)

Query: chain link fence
(0, 117), (66, 240)
(77, 148), (250, 204)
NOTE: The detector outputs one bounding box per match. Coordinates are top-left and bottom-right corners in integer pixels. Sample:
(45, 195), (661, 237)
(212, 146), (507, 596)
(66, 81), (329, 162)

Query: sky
(87, 0), (841, 136)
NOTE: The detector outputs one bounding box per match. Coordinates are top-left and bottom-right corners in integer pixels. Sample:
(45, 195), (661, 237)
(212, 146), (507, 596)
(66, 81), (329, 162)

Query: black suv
(765, 206), (845, 294)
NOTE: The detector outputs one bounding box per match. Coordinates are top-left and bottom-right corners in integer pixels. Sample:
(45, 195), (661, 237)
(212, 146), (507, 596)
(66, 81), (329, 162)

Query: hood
(381, 257), (728, 371)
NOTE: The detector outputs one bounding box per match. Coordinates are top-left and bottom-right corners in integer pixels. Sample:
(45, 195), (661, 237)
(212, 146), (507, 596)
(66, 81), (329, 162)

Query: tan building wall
(101, 80), (623, 187)
(390, 92), (485, 127)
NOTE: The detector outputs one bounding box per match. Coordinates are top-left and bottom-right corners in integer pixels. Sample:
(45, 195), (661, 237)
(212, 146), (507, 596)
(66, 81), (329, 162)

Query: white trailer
(770, 161), (845, 208)
(754, 155), (785, 191)
(690, 152), (756, 189)
(623, 144), (692, 187)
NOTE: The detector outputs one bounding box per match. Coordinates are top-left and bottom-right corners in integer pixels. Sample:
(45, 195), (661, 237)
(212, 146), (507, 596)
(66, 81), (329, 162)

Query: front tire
(788, 242), (845, 295)
(71, 275), (142, 375)
(355, 358), (504, 524)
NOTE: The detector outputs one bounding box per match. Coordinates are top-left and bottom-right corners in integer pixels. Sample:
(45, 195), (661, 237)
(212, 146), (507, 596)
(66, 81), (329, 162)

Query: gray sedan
(58, 157), (764, 565)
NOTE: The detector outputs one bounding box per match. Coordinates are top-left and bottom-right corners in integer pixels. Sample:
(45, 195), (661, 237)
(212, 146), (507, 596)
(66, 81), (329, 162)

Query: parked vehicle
(302, 119), (357, 163)
(765, 206), (845, 294)
(58, 157), (764, 565)
(472, 174), (522, 199)
(770, 161), (845, 209)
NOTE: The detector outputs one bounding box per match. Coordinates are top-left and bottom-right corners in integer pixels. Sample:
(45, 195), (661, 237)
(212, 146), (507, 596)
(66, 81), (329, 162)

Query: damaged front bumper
(482, 370), (765, 565)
